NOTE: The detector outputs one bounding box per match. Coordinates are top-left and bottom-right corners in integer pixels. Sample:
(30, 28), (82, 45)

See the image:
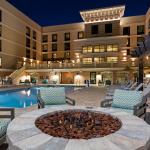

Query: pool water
(0, 87), (82, 108)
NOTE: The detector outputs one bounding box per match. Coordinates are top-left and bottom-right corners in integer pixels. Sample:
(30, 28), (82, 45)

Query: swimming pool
(0, 86), (83, 108)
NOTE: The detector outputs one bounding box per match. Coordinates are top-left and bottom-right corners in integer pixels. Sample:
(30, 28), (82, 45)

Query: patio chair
(0, 108), (14, 145)
(37, 87), (75, 108)
(101, 89), (147, 118)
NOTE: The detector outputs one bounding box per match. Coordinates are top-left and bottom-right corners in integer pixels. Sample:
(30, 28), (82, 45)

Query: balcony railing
(25, 62), (138, 70)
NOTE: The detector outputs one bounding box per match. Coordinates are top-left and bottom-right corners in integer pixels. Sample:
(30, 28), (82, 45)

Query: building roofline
(80, 5), (125, 13)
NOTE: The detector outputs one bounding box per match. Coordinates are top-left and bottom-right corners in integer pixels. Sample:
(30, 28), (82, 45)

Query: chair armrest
(133, 96), (147, 118)
(0, 108), (15, 120)
(65, 96), (75, 106)
(37, 94), (45, 109)
(101, 99), (113, 107)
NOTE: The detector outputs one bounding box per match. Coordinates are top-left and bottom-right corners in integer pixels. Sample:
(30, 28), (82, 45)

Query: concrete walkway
(66, 86), (106, 107)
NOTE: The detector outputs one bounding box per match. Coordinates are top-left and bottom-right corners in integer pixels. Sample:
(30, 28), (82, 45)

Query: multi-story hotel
(0, 0), (150, 85)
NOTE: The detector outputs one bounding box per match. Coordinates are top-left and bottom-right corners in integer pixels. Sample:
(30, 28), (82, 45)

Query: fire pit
(7, 106), (150, 150)
(35, 110), (122, 139)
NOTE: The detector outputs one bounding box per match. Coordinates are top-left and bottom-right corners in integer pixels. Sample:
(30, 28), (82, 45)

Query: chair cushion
(112, 89), (142, 110)
(40, 87), (66, 105)
(0, 119), (10, 138)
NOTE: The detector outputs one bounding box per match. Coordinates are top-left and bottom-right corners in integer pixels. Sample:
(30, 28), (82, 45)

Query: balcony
(25, 62), (139, 71)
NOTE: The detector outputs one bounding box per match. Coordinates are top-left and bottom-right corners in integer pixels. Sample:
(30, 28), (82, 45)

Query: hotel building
(0, 0), (150, 85)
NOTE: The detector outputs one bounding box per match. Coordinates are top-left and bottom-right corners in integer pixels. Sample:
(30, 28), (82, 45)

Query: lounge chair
(37, 87), (75, 108)
(101, 89), (147, 118)
(0, 108), (14, 145)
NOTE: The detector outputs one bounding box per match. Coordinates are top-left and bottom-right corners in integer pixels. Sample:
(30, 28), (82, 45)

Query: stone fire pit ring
(7, 106), (150, 150)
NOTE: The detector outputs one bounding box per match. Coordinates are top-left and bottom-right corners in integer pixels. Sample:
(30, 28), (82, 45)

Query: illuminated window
(78, 31), (84, 39)
(82, 58), (92, 64)
(107, 44), (118, 52)
(107, 57), (118, 63)
(82, 46), (92, 53)
(94, 45), (105, 53)
(94, 57), (105, 63)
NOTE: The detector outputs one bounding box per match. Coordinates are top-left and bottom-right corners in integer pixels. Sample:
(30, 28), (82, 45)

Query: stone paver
(7, 106), (150, 150)
(66, 86), (106, 107)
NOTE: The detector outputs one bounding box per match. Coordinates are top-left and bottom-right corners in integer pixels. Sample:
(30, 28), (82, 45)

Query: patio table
(7, 106), (150, 150)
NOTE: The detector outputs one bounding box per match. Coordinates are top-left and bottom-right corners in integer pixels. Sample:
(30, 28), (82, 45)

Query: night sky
(8, 0), (150, 26)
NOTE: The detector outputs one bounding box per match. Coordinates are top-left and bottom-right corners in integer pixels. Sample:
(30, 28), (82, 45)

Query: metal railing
(25, 62), (138, 70)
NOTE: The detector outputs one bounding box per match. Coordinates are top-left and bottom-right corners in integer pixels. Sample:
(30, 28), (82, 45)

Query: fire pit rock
(7, 106), (150, 150)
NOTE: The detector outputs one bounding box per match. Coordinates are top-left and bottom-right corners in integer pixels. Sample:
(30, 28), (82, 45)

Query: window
(26, 38), (30, 47)
(149, 32), (150, 36)
(64, 52), (70, 58)
(127, 38), (130, 47)
(43, 54), (48, 61)
(123, 27), (130, 35)
(42, 44), (48, 52)
(0, 40), (1, 51)
(83, 58), (92, 64)
(148, 19), (150, 29)
(0, 10), (2, 22)
(0, 58), (2, 67)
(137, 37), (144, 46)
(107, 44), (118, 52)
(52, 53), (57, 59)
(26, 27), (30, 37)
(32, 41), (36, 50)
(52, 43), (57, 51)
(93, 45), (105, 53)
(33, 51), (36, 60)
(127, 49), (130, 55)
(64, 43), (70, 51)
(78, 31), (84, 39)
(107, 57), (118, 63)
(94, 57), (105, 63)
(0, 25), (2, 36)
(64, 33), (70, 41)
(91, 25), (98, 34)
(105, 23), (112, 33)
(52, 34), (57, 42)
(82, 46), (92, 53)
(137, 25), (145, 35)
(33, 31), (36, 40)
(26, 49), (30, 58)
(42, 35), (48, 43)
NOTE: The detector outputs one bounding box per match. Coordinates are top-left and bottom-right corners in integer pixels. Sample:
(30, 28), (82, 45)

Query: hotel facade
(0, 0), (150, 85)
